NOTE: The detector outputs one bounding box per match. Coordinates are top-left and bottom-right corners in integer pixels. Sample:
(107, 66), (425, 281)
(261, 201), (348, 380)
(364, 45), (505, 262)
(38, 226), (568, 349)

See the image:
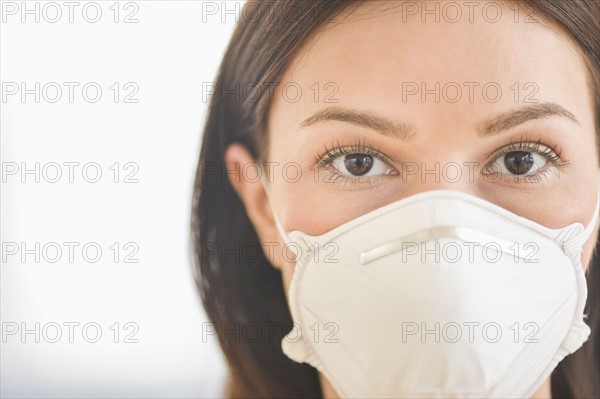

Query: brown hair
(191, 1), (600, 397)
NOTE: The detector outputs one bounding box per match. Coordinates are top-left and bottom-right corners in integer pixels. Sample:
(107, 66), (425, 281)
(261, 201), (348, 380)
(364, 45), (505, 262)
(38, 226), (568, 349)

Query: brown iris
(504, 151), (535, 175)
(343, 154), (374, 176)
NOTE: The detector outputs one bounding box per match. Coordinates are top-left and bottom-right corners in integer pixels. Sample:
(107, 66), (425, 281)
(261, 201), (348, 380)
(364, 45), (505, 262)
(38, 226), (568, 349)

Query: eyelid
(314, 138), (395, 169)
(487, 139), (563, 167)
(485, 135), (563, 160)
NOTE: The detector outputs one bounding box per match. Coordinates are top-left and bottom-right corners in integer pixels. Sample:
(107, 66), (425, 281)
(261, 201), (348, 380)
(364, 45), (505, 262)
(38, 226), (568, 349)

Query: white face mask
(261, 173), (599, 398)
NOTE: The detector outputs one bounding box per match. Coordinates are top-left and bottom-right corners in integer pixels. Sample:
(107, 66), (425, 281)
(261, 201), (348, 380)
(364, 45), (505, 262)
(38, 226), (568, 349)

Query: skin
(225, 1), (599, 398)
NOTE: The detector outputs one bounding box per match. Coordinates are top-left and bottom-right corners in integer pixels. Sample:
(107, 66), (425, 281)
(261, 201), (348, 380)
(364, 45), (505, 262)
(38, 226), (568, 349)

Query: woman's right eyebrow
(299, 106), (418, 141)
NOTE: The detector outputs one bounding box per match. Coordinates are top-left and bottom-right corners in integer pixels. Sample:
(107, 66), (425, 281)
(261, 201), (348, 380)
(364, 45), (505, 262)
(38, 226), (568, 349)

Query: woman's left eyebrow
(477, 102), (580, 137)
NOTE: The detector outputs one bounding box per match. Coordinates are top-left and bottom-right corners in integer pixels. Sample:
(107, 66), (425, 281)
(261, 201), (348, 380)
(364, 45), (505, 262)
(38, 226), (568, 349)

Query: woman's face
(234, 0), (598, 275)
(225, 1), (598, 394)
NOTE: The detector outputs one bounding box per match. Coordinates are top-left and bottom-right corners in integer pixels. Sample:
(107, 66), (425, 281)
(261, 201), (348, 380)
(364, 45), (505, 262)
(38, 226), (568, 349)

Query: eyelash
(313, 136), (569, 186)
(488, 135), (562, 163)
(313, 138), (394, 186)
(486, 135), (568, 182)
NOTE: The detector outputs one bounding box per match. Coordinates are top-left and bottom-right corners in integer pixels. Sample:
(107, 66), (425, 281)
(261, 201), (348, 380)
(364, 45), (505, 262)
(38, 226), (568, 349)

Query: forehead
(285, 1), (581, 80)
(269, 0), (592, 137)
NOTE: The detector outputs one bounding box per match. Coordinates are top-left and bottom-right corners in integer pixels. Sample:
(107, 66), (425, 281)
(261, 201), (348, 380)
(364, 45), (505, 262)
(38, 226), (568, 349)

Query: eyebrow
(477, 102), (580, 137)
(299, 102), (580, 139)
(299, 106), (417, 141)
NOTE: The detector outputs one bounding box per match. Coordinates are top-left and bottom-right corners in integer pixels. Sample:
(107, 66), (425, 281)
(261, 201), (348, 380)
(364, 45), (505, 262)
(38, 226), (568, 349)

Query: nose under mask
(260, 169), (600, 398)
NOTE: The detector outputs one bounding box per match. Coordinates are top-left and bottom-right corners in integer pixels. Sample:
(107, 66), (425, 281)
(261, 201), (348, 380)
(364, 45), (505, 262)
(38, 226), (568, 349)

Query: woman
(192, 1), (600, 397)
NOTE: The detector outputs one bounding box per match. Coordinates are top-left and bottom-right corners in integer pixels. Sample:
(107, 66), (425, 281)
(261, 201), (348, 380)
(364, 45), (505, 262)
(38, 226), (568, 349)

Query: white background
(1, 1), (243, 397)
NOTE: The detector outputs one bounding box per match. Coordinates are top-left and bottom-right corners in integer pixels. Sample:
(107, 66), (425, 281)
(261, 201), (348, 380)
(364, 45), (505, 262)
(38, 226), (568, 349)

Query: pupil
(344, 154), (373, 176)
(504, 151), (534, 175)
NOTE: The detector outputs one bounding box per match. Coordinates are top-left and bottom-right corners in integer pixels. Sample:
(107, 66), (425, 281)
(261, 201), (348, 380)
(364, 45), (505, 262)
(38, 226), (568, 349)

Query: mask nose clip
(359, 225), (524, 265)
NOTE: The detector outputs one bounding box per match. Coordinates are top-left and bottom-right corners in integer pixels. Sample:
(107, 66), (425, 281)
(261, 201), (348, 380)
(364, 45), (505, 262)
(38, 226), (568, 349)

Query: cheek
(271, 178), (380, 237)
(484, 180), (596, 231)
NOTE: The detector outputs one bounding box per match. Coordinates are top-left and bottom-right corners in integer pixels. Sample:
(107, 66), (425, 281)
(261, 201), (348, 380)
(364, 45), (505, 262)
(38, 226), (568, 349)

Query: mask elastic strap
(259, 163), (291, 244)
(562, 170), (600, 256)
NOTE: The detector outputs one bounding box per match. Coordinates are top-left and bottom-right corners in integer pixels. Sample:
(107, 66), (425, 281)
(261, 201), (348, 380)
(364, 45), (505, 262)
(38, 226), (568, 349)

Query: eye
(330, 153), (394, 177)
(490, 150), (546, 176)
(314, 140), (398, 183)
(483, 140), (562, 178)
